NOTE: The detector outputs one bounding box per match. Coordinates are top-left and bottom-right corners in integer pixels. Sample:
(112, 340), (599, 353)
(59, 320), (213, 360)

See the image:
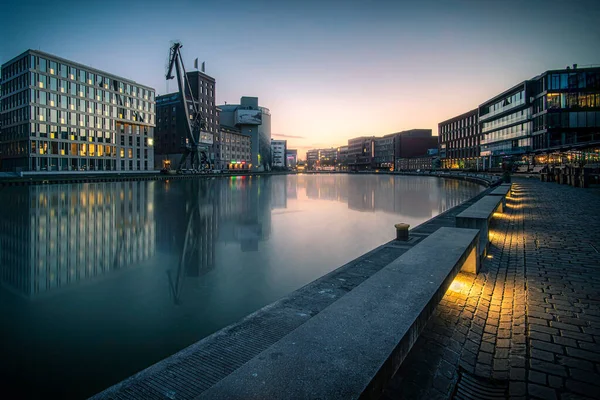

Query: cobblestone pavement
(383, 178), (600, 400)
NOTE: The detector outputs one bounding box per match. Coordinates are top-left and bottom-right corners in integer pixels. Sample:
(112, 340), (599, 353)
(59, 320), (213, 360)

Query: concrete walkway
(384, 178), (600, 399)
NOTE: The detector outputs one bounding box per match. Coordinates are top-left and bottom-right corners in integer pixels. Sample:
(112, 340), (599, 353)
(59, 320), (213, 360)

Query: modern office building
(347, 136), (375, 170)
(286, 149), (297, 169)
(218, 125), (252, 170)
(0, 50), (155, 172)
(218, 97), (271, 171)
(529, 66), (600, 163)
(318, 147), (339, 168)
(438, 109), (480, 169)
(373, 135), (395, 169)
(154, 70), (217, 170)
(479, 81), (532, 169)
(305, 147), (340, 170)
(271, 139), (287, 168)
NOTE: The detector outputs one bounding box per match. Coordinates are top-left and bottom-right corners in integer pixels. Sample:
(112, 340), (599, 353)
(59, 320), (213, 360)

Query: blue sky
(2, 0), (599, 156)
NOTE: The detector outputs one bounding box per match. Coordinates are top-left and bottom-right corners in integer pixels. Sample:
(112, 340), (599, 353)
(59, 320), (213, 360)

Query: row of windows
(1, 106), (29, 126)
(481, 138), (531, 154)
(215, 144), (251, 153)
(1, 56), (29, 80)
(439, 126), (479, 143)
(481, 90), (525, 116)
(32, 106), (113, 129)
(1, 73), (29, 96)
(546, 72), (600, 91)
(533, 111), (600, 131)
(445, 137), (480, 150)
(215, 132), (250, 144)
(482, 109), (531, 133)
(31, 142), (117, 157)
(545, 92), (600, 111)
(3, 89), (29, 111)
(31, 124), (113, 143)
(439, 115), (477, 133)
(482, 123), (531, 145)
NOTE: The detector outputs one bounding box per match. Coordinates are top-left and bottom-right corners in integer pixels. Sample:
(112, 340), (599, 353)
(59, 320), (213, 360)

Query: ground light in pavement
(447, 272), (476, 295)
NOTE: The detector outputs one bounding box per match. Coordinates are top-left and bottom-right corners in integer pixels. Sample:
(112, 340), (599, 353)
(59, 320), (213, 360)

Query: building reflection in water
(290, 174), (481, 219)
(155, 176), (272, 304)
(0, 182), (155, 300)
(216, 176), (271, 252)
(0, 175), (478, 304)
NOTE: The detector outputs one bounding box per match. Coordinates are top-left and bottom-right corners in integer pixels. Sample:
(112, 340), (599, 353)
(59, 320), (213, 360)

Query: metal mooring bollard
(395, 223), (410, 241)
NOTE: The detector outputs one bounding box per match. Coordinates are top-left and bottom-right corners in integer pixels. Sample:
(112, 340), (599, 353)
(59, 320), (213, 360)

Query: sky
(1, 0), (599, 158)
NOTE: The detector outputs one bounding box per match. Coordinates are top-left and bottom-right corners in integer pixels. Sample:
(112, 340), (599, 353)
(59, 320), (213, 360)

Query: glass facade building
(530, 67), (600, 155)
(479, 81), (532, 168)
(0, 50), (155, 172)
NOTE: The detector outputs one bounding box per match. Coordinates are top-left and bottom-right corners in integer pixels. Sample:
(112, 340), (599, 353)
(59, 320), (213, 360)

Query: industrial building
(0, 50), (156, 172)
(154, 69), (217, 171)
(219, 125), (252, 170)
(218, 97), (271, 171)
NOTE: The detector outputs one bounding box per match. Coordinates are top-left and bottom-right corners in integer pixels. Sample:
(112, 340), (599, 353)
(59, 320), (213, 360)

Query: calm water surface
(0, 174), (483, 398)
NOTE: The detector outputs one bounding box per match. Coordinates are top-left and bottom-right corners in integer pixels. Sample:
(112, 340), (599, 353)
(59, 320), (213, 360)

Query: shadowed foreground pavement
(384, 178), (600, 399)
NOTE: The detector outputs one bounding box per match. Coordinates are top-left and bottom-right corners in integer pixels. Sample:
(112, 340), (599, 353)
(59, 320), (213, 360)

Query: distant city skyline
(2, 0), (599, 158)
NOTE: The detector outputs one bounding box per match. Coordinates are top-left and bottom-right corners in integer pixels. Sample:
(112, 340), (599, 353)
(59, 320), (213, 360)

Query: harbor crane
(166, 42), (211, 172)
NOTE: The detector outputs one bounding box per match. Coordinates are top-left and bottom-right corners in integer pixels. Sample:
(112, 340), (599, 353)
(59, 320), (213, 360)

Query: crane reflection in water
(163, 176), (271, 305)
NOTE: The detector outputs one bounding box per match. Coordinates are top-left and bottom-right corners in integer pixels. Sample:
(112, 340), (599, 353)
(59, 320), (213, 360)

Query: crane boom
(166, 42), (210, 172)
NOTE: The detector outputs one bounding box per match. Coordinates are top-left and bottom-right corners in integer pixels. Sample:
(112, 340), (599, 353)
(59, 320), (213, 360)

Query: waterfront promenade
(385, 178), (600, 399)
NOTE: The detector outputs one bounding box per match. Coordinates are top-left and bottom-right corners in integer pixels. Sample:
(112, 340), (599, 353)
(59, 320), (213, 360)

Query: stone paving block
(556, 355), (595, 371)
(531, 339), (565, 354)
(531, 348), (555, 362)
(530, 356), (568, 377)
(565, 348), (600, 363)
(552, 335), (578, 348)
(560, 330), (595, 342)
(565, 379), (600, 398)
(510, 381), (526, 396)
(528, 383), (557, 400)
